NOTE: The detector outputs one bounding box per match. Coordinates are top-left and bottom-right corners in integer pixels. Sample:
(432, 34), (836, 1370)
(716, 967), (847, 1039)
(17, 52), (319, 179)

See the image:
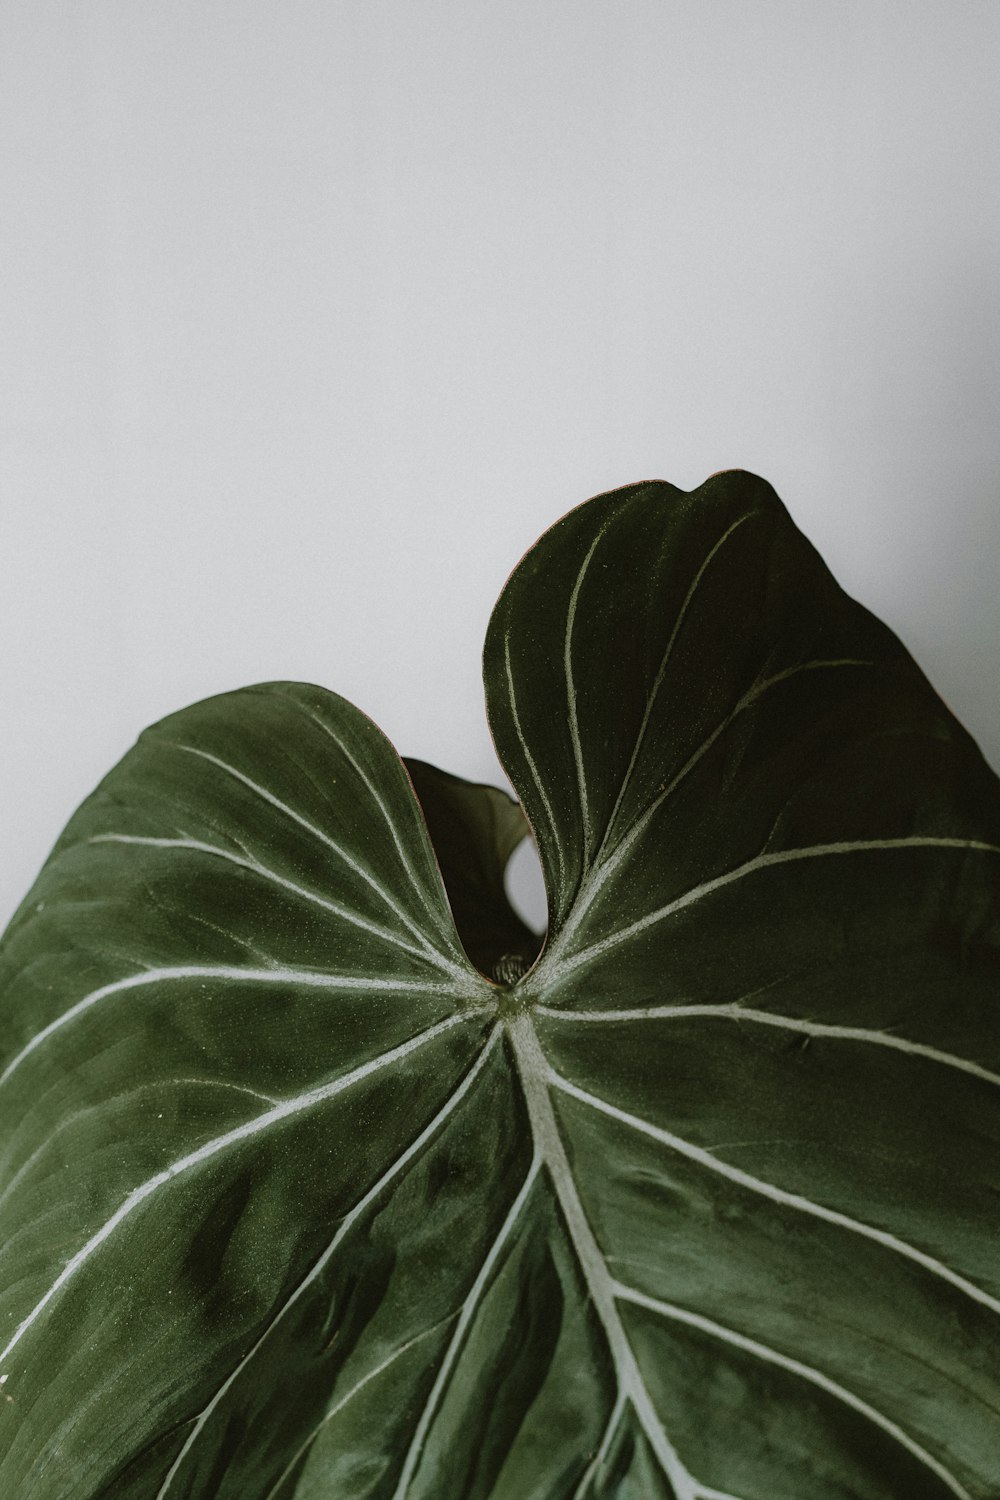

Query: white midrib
(507, 1014), (974, 1500)
(506, 1012), (702, 1500)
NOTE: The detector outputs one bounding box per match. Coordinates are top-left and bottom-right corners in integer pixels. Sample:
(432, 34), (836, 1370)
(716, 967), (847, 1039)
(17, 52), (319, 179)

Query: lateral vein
(0, 1012), (477, 1371)
(261, 1320), (451, 1500)
(88, 833), (452, 972)
(157, 1028), (503, 1497)
(570, 1391), (624, 1500)
(613, 1282), (971, 1500)
(550, 837), (1000, 980)
(587, 511), (754, 880)
(564, 527), (606, 858)
(507, 1013), (702, 1500)
(1, 965), (478, 1088)
(503, 632), (566, 902)
(299, 708), (457, 951)
(551, 1073), (1000, 1320)
(391, 1151), (540, 1498)
(551, 654), (873, 959)
(175, 745), (456, 969)
(534, 1003), (1000, 1089)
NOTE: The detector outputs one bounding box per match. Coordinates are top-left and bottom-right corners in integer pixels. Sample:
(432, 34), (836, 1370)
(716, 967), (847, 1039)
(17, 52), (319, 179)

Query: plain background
(2, 2), (998, 934)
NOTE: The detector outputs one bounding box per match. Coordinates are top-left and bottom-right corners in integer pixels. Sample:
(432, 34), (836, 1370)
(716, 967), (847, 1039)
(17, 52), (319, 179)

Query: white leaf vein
(261, 1319), (451, 1500)
(508, 1013), (706, 1500)
(564, 526), (606, 859)
(88, 834), (449, 972)
(587, 511), (754, 879)
(175, 746), (459, 972)
(391, 1152), (541, 1499)
(0, 965), (478, 1088)
(550, 1072), (1000, 1320)
(549, 837), (1000, 981)
(612, 1282), (970, 1500)
(570, 1390), (624, 1500)
(503, 632), (566, 902)
(157, 1027), (502, 1497)
(551, 654), (874, 960)
(299, 708), (456, 950)
(0, 1012), (477, 1372)
(535, 1003), (1000, 1090)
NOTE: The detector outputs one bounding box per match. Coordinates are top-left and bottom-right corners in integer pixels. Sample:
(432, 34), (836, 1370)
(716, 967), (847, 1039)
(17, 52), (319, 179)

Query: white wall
(2, 2), (998, 932)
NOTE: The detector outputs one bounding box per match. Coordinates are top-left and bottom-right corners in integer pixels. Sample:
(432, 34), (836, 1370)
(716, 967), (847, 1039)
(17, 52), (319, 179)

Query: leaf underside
(1, 471), (999, 1500)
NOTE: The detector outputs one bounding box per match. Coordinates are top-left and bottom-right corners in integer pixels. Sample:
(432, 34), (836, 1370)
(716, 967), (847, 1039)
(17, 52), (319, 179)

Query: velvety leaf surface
(2, 473), (999, 1499)
(485, 472), (1000, 1499)
(0, 685), (507, 1497)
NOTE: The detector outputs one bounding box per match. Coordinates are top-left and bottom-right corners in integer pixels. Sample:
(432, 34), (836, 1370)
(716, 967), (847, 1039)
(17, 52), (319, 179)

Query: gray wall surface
(2, 2), (998, 931)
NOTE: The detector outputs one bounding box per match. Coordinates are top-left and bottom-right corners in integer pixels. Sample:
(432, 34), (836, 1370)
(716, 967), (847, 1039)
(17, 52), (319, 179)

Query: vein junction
(507, 1012), (713, 1500)
(500, 1011), (972, 1500)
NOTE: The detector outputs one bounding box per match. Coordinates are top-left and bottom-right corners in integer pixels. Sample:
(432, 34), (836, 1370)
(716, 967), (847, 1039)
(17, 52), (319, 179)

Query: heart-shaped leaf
(1, 473), (998, 1499)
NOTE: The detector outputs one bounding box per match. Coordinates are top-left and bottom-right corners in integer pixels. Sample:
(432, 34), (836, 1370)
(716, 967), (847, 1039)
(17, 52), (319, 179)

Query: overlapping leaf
(1, 473), (998, 1498)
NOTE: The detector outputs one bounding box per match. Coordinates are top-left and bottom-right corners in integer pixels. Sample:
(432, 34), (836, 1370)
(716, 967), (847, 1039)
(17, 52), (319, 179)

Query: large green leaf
(2, 473), (999, 1498)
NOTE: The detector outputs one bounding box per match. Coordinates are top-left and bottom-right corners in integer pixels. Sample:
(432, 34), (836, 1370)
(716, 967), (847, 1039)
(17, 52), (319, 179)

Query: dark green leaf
(484, 472), (1000, 1498)
(402, 758), (541, 980)
(2, 474), (999, 1499)
(0, 684), (509, 1496)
